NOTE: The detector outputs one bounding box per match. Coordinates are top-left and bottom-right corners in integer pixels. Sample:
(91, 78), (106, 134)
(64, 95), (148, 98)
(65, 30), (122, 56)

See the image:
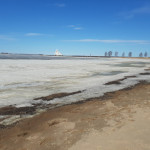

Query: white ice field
(0, 57), (150, 108)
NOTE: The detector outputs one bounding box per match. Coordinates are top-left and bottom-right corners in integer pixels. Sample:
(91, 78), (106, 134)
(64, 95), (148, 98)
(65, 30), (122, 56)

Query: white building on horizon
(54, 49), (63, 56)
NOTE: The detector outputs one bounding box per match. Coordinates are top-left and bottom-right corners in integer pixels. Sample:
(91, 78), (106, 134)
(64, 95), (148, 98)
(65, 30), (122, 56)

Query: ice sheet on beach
(0, 57), (150, 108)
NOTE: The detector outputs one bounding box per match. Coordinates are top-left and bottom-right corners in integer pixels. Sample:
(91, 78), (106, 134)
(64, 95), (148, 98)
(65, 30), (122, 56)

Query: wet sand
(0, 81), (150, 150)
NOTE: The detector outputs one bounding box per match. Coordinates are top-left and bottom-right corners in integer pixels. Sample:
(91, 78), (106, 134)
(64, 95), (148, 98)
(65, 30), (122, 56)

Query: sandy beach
(0, 81), (150, 150)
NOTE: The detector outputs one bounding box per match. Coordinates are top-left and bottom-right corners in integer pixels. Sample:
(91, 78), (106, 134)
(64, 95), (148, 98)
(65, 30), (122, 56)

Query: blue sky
(0, 0), (150, 56)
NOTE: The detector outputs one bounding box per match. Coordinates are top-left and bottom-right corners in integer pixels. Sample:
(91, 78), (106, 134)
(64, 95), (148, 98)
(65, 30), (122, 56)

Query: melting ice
(0, 57), (150, 108)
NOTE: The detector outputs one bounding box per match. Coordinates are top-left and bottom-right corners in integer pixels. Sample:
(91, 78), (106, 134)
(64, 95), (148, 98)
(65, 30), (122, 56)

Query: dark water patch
(34, 90), (82, 101)
(90, 71), (126, 78)
(0, 54), (106, 60)
(109, 71), (126, 75)
(101, 71), (126, 76)
(112, 63), (134, 67)
(113, 62), (149, 68)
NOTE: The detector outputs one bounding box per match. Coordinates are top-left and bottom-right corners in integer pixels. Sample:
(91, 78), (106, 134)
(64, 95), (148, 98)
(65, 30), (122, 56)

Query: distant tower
(55, 49), (63, 56)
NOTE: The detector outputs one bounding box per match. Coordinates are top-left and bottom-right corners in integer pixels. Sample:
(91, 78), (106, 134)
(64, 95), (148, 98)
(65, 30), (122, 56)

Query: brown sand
(0, 82), (150, 150)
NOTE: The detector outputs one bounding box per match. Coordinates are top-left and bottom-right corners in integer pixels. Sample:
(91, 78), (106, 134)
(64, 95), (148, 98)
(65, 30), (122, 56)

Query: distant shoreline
(0, 53), (149, 59)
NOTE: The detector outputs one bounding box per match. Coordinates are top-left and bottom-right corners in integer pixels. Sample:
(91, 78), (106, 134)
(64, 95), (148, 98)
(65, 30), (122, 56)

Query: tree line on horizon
(104, 51), (148, 57)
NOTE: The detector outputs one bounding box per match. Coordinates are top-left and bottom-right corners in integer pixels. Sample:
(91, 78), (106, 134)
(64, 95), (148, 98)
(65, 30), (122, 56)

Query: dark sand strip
(140, 72), (150, 75)
(104, 75), (136, 85)
(34, 90), (82, 101)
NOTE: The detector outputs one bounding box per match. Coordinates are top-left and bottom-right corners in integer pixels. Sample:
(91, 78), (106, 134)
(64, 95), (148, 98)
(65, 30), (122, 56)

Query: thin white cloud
(74, 27), (83, 30)
(55, 3), (66, 7)
(0, 35), (16, 41)
(119, 5), (150, 19)
(25, 33), (45, 36)
(132, 6), (150, 14)
(67, 25), (75, 28)
(64, 39), (150, 44)
(67, 25), (83, 30)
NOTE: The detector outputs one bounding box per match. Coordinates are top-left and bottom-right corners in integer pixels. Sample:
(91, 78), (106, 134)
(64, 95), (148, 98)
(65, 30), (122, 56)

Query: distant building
(55, 49), (63, 56)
